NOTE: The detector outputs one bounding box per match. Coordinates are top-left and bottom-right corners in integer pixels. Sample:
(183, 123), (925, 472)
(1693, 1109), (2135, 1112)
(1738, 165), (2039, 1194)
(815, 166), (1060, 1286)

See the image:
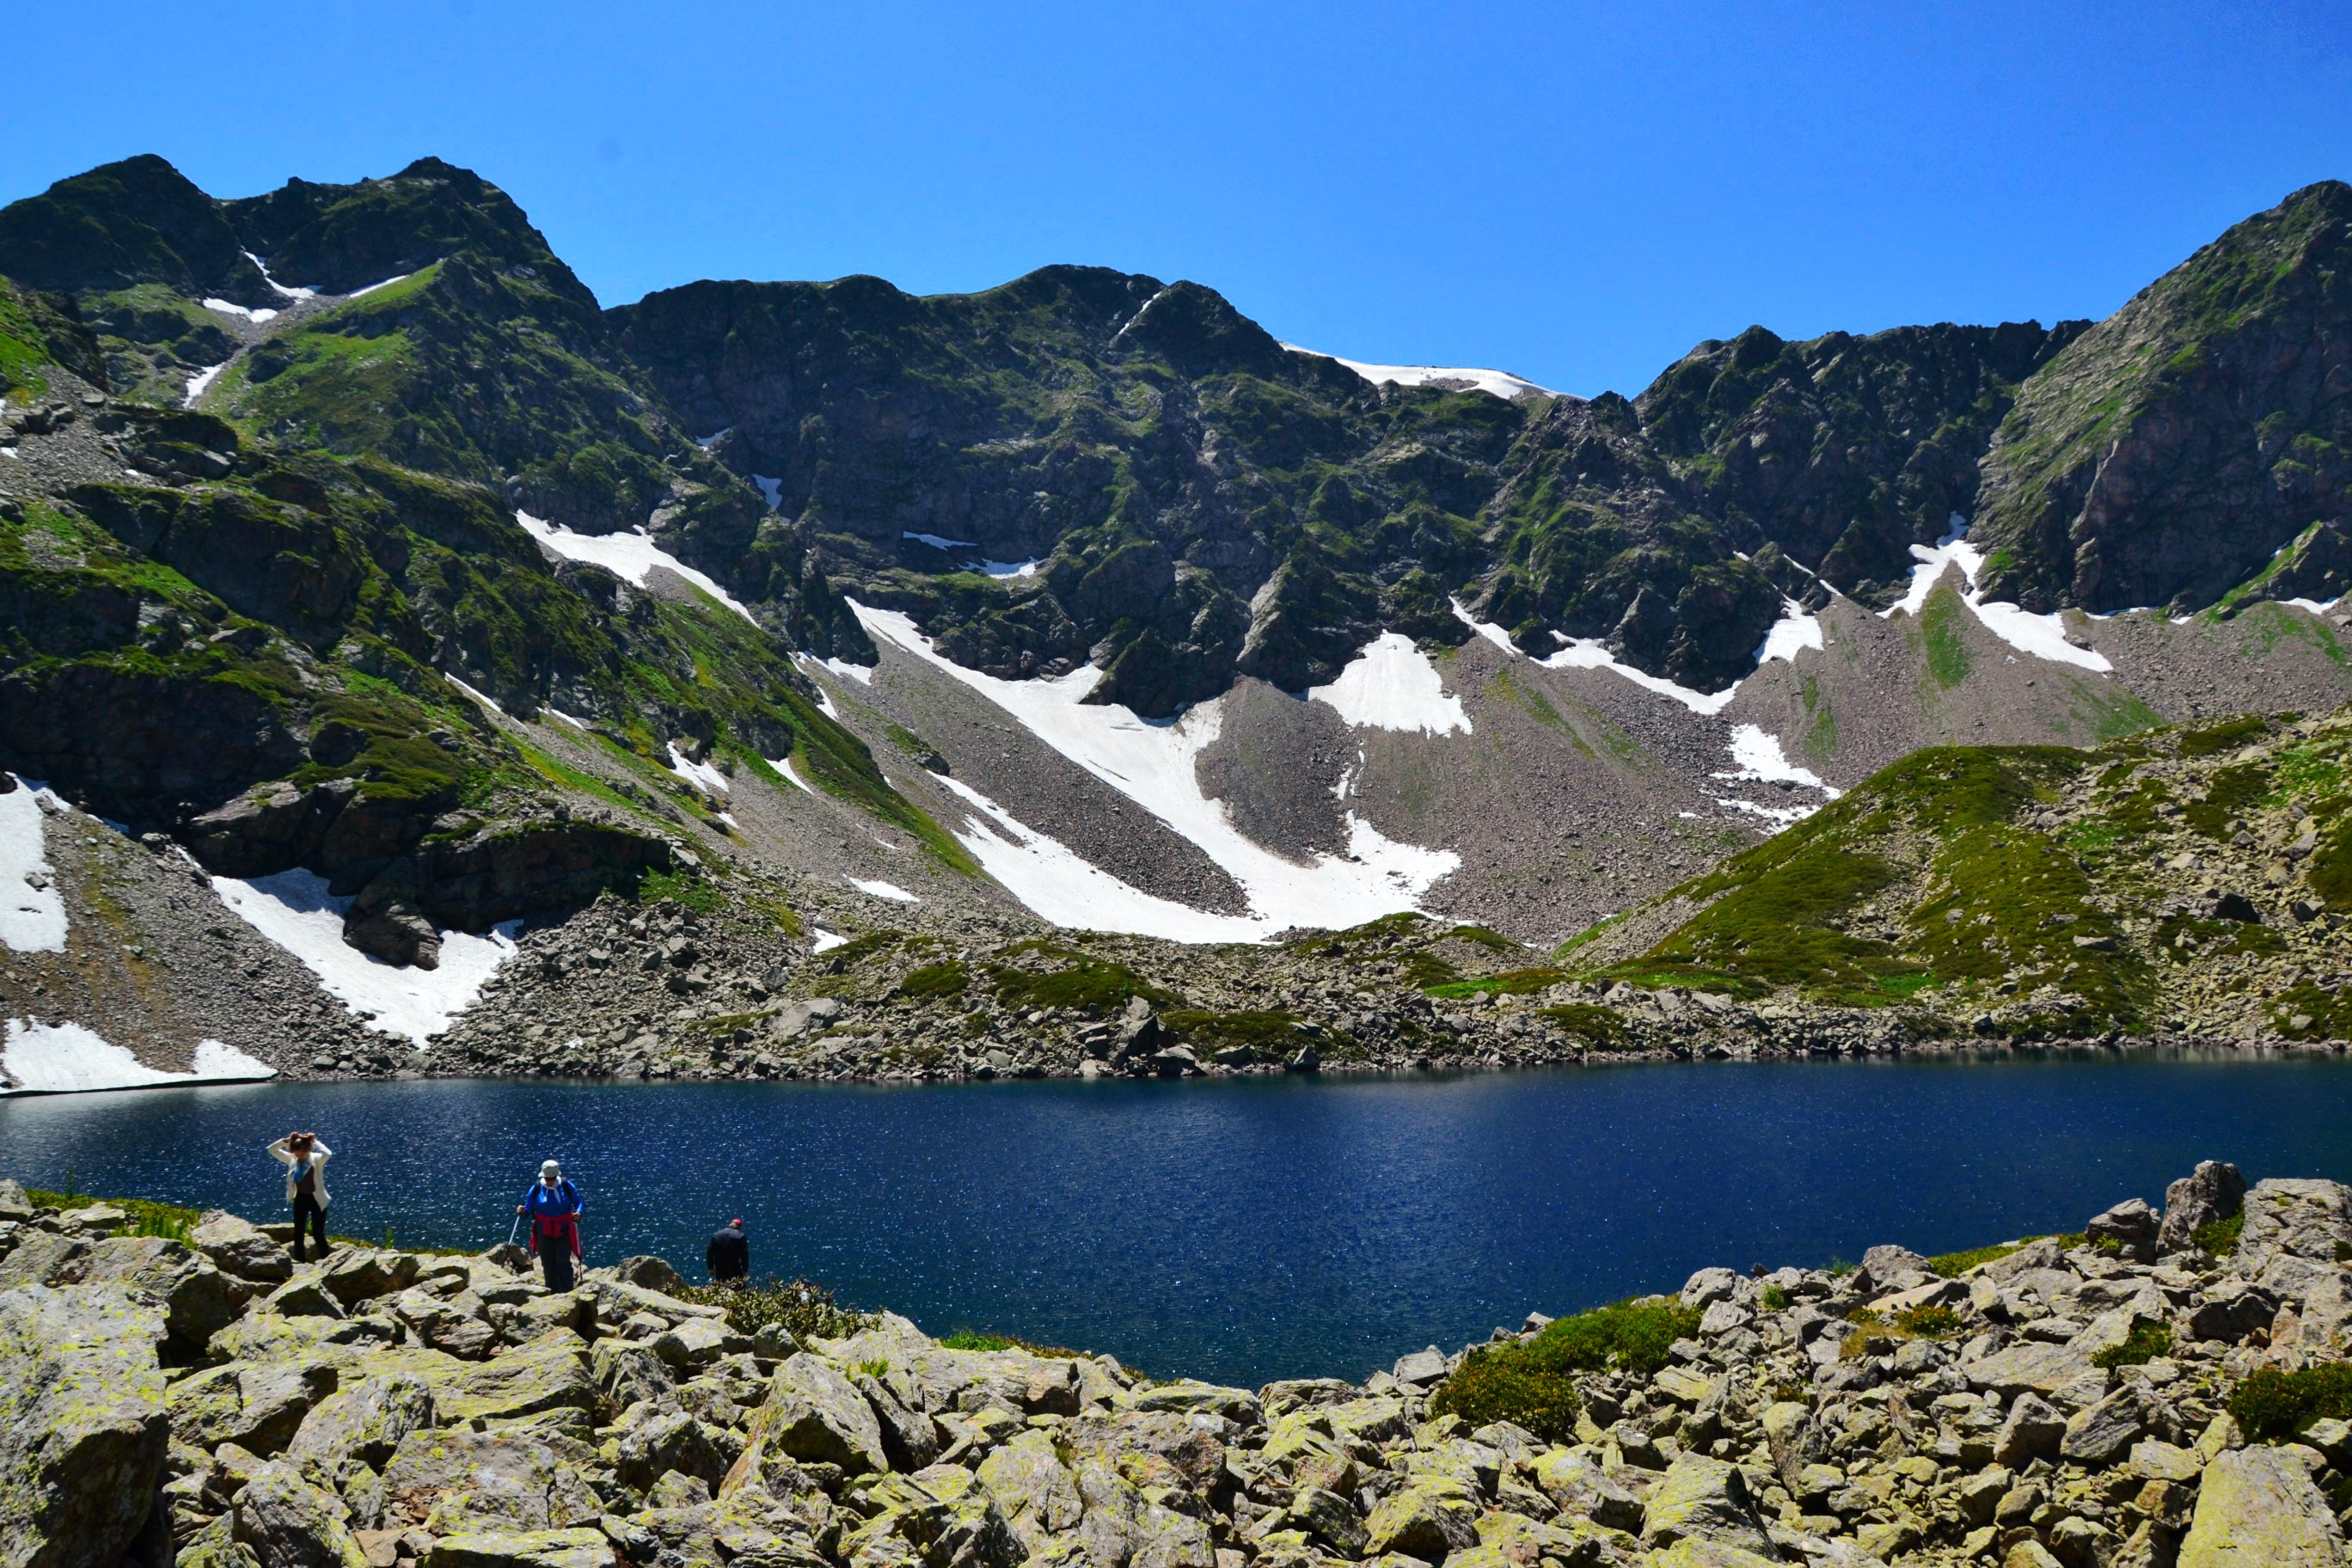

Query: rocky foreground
(7, 1164), (2352, 1568)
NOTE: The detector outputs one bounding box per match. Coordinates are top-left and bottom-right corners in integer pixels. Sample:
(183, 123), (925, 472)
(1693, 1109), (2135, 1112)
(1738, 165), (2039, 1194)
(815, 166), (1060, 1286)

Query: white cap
(541, 1159), (561, 1177)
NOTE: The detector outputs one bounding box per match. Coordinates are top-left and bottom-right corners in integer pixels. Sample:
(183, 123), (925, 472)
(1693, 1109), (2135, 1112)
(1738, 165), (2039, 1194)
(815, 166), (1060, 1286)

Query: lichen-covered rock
(1528, 1448), (1642, 1531)
(2177, 1444), (2346, 1566)
(1640, 1454), (1775, 1557)
(438, 1332), (597, 1424)
(0, 1283), (168, 1568)
(974, 1429), (1082, 1552)
(380, 1428), (601, 1535)
(614, 1406), (737, 1493)
(421, 1527), (616, 1568)
(287, 1372), (436, 1475)
(2159, 1162), (2248, 1255)
(168, 1358), (337, 1455)
(193, 1210), (294, 1283)
(1362, 1473), (1480, 1561)
(733, 1352), (889, 1476)
(233, 1458), (369, 1568)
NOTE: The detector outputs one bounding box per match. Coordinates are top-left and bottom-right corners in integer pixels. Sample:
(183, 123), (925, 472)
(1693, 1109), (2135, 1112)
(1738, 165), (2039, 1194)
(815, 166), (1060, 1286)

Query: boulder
(611, 1255), (687, 1295)
(168, 1359), (337, 1455)
(651, 1314), (749, 1372)
(2238, 1179), (2352, 1265)
(1641, 1454), (1777, 1558)
(422, 1528), (616, 1568)
(854, 1368), (941, 1471)
(2086, 1197), (2159, 1261)
(730, 1351), (889, 1477)
(381, 1429), (602, 1534)
(1855, 1245), (1934, 1290)
(288, 1374), (437, 1474)
(1528, 1448), (1643, 1530)
(1391, 1346), (1449, 1386)
(613, 1407), (735, 1493)
(2159, 1162), (2248, 1255)
(2189, 1283), (2278, 1344)
(1994, 1393), (2067, 1467)
(1361, 1473), (1481, 1561)
(193, 1210), (294, 1283)
(2177, 1444), (2345, 1566)
(1117, 1379), (1262, 1425)
(1963, 1339), (2098, 1396)
(2061, 1385), (2158, 1467)
(0, 1284), (169, 1568)
(0, 1181), (30, 1222)
(842, 1467), (1023, 1568)
(79, 1235), (248, 1351)
(233, 1458), (369, 1568)
(322, 1250), (421, 1308)
(589, 1337), (673, 1407)
(438, 1332), (598, 1424)
(975, 1430), (1083, 1552)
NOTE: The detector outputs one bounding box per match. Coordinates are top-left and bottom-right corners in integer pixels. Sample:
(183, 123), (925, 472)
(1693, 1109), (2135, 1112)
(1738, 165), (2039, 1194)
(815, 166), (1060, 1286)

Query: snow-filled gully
(851, 603), (1459, 943)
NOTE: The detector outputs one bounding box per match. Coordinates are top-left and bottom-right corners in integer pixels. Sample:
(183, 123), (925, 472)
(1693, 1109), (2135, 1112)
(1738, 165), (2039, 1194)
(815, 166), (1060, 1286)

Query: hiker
(517, 1159), (585, 1290)
(266, 1131), (333, 1263)
(707, 1216), (749, 1284)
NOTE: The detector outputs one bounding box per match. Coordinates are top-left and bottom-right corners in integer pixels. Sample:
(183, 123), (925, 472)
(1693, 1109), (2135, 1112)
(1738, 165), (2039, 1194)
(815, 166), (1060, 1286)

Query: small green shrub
(2194, 1212), (2245, 1257)
(1893, 1304), (1963, 1339)
(937, 1329), (1087, 1359)
(1535, 1003), (1628, 1045)
(1534, 1297), (1703, 1375)
(1929, 1240), (2028, 1277)
(2092, 1321), (2174, 1369)
(1429, 1344), (1581, 1442)
(1760, 1283), (1791, 1311)
(638, 868), (723, 913)
(898, 960), (970, 1000)
(2230, 1363), (2352, 1442)
(675, 1277), (871, 1342)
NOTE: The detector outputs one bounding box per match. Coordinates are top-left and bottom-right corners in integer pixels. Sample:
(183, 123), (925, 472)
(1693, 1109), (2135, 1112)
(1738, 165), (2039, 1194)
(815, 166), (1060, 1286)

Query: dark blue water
(7, 1053), (2352, 1386)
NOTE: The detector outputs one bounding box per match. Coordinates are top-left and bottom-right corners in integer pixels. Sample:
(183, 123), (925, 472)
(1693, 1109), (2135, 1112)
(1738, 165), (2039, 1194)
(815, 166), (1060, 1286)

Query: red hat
(730, 1217), (744, 1228)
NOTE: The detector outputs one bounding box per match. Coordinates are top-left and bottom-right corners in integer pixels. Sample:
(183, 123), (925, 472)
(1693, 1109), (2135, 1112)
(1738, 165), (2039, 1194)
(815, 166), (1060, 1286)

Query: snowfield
(1283, 344), (1554, 402)
(1309, 633), (1472, 735)
(855, 603), (1459, 940)
(0, 778), (68, 953)
(2, 1020), (275, 1095)
(847, 878), (920, 903)
(209, 870), (520, 1044)
(517, 511), (758, 625)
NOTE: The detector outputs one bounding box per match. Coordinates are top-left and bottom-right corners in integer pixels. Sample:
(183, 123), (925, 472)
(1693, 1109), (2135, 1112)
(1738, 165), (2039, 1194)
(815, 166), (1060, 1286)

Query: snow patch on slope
(0, 779), (67, 953)
(935, 775), (1265, 942)
(517, 511), (757, 625)
(848, 878), (919, 903)
(1309, 633), (1471, 735)
(1284, 344), (1553, 402)
(183, 362), (229, 407)
(1717, 724), (1840, 799)
(667, 744), (729, 795)
(1884, 519), (2112, 672)
(209, 870), (519, 1044)
(855, 603), (1458, 939)
(1755, 599), (1825, 665)
(345, 273), (413, 299)
(3, 1020), (276, 1095)
(202, 298), (278, 324)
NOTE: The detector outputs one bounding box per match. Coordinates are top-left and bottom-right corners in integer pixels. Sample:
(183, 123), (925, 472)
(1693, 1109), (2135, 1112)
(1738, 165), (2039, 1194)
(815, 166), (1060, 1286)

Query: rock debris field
(9, 1161), (2352, 1567)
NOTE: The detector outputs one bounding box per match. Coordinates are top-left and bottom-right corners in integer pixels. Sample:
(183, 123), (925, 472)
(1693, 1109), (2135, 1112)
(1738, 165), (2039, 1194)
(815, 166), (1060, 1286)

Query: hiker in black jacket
(707, 1216), (749, 1284)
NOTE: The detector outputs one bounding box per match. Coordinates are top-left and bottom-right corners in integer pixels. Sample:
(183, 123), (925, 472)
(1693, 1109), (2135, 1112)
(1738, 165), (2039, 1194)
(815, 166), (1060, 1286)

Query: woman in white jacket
(266, 1131), (333, 1262)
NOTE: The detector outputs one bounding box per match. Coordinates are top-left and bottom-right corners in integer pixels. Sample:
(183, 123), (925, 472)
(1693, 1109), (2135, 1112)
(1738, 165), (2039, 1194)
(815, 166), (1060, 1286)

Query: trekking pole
(505, 1210), (524, 1253)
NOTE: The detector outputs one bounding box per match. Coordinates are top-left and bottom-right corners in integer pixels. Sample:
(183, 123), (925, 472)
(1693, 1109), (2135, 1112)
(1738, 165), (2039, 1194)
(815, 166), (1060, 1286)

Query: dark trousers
(540, 1246), (575, 1291)
(291, 1193), (328, 1261)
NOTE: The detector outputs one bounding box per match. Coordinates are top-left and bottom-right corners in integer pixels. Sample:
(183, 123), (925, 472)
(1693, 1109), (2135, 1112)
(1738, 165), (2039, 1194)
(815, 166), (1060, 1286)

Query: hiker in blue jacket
(517, 1159), (585, 1289)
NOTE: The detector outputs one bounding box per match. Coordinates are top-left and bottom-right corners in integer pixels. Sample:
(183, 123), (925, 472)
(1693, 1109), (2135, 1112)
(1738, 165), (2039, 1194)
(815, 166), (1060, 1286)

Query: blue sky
(8, 3), (2349, 395)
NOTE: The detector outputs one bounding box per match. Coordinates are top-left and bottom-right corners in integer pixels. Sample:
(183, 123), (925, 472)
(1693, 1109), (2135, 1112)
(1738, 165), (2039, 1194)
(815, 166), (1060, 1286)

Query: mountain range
(2, 154), (2349, 1089)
